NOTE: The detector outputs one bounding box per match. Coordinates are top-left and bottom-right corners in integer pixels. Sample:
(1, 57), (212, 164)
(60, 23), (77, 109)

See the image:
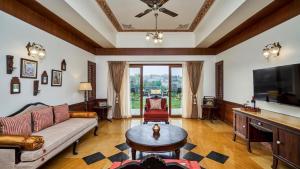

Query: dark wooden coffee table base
(126, 124), (188, 160)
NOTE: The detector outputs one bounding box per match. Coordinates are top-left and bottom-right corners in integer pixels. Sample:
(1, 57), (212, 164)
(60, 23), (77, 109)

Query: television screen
(253, 63), (300, 107)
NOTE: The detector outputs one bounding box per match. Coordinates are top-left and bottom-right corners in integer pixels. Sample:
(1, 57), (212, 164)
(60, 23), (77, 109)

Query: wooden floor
(42, 118), (290, 169)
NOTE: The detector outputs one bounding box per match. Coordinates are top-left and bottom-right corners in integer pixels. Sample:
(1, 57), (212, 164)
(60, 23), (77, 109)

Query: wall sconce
(26, 42), (46, 59)
(263, 42), (281, 59)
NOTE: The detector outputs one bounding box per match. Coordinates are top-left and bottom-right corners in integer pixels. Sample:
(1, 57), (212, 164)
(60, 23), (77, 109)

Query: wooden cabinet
(233, 112), (247, 141)
(273, 128), (300, 169)
(233, 108), (300, 169)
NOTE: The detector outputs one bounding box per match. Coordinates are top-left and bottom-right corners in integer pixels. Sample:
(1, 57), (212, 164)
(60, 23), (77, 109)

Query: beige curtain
(187, 61), (204, 118)
(120, 63), (131, 118)
(108, 61), (126, 119)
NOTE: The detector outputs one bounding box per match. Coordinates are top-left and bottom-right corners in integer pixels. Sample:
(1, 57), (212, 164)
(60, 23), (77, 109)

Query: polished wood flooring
(42, 118), (290, 169)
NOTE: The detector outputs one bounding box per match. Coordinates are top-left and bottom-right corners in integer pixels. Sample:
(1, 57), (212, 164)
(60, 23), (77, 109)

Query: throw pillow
(32, 107), (54, 132)
(0, 113), (32, 136)
(149, 99), (162, 110)
(53, 104), (70, 124)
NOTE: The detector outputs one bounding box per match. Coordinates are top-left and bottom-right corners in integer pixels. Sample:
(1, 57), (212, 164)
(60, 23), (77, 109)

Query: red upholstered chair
(144, 97), (169, 124)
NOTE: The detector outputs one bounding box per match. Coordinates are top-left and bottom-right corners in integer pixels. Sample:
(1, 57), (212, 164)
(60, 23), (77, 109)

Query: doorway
(129, 64), (182, 117)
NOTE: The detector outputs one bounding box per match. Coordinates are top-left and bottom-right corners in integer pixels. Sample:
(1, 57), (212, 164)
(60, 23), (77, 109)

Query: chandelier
(146, 13), (163, 44)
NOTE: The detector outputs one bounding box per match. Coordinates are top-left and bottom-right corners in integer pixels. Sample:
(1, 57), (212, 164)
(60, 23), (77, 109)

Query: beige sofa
(0, 103), (98, 169)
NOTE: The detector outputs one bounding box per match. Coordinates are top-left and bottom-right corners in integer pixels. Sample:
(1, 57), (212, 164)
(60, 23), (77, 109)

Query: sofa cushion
(144, 110), (169, 118)
(32, 107), (54, 132)
(20, 118), (96, 162)
(53, 104), (70, 124)
(0, 113), (32, 136)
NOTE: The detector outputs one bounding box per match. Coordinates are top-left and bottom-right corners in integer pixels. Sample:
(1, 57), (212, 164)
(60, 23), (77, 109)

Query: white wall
(96, 55), (216, 99)
(217, 15), (300, 118)
(0, 12), (95, 116)
(116, 32), (195, 48)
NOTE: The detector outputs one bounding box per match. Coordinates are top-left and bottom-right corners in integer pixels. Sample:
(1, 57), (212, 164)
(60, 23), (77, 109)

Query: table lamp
(79, 82), (92, 111)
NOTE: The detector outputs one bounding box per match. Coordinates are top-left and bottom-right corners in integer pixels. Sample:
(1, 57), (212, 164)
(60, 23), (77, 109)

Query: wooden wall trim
(217, 99), (243, 125)
(211, 0), (300, 54)
(0, 0), (102, 54)
(95, 48), (216, 55)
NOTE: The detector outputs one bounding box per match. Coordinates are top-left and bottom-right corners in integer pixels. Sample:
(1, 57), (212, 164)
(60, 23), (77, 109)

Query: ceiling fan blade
(135, 8), (152, 18)
(159, 8), (178, 17)
(140, 0), (154, 8)
(158, 0), (169, 7)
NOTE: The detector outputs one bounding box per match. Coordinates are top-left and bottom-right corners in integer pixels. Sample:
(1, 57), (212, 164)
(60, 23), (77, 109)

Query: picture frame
(41, 71), (48, 85)
(20, 58), (38, 79)
(51, 69), (62, 86)
(10, 77), (21, 94)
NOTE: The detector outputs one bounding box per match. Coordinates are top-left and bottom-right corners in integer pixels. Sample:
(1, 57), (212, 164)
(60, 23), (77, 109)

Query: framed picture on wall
(51, 69), (62, 86)
(20, 58), (38, 79)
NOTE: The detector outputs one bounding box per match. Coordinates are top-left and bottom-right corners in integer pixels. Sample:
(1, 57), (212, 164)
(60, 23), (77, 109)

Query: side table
(93, 105), (112, 122)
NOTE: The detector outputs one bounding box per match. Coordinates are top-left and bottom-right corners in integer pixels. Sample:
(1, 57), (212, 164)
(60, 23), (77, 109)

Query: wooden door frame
(129, 64), (183, 117)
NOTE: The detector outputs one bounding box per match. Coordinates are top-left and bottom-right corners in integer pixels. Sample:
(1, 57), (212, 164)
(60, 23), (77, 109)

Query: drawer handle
(257, 122), (261, 126)
(242, 125), (246, 128)
(276, 140), (281, 145)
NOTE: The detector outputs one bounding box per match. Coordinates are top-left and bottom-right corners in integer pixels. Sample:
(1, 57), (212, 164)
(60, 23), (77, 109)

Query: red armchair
(144, 98), (169, 124)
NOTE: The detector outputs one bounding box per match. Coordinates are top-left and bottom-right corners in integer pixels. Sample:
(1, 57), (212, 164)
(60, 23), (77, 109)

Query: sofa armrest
(69, 111), (97, 118)
(0, 144), (21, 165)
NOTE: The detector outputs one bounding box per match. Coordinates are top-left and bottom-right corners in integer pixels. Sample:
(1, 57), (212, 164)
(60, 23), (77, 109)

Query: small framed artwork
(20, 58), (38, 79)
(41, 71), (48, 85)
(10, 77), (21, 94)
(61, 59), (66, 71)
(51, 69), (62, 86)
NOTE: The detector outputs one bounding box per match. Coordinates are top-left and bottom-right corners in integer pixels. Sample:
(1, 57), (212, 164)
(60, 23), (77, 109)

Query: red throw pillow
(32, 107), (54, 132)
(53, 104), (70, 124)
(0, 113), (32, 136)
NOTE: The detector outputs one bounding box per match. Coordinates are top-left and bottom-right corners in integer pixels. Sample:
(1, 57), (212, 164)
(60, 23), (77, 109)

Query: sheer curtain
(120, 63), (131, 118)
(182, 62), (204, 118)
(107, 62), (131, 119)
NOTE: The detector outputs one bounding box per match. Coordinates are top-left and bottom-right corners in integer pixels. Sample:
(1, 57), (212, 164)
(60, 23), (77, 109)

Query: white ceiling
(37, 0), (273, 48)
(106, 0), (205, 31)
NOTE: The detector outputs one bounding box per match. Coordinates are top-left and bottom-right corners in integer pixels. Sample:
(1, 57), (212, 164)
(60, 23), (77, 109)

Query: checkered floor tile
(82, 142), (229, 166)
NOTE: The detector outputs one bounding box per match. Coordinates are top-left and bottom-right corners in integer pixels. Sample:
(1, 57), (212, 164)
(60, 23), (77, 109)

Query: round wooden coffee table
(125, 124), (188, 160)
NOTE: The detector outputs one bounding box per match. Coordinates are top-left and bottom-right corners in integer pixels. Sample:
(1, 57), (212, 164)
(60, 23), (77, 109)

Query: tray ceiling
(96, 0), (215, 32)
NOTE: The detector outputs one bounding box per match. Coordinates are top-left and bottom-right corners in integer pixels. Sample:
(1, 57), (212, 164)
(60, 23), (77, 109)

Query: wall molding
(0, 0), (102, 54)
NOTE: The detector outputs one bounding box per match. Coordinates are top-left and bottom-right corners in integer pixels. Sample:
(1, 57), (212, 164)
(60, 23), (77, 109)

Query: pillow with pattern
(0, 113), (32, 136)
(149, 99), (162, 110)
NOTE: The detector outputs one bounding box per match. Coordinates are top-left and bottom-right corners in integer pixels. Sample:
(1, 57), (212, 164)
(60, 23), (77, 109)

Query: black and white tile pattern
(82, 142), (229, 167)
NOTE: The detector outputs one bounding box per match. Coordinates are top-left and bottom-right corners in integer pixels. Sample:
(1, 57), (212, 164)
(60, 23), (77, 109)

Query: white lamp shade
(79, 82), (92, 91)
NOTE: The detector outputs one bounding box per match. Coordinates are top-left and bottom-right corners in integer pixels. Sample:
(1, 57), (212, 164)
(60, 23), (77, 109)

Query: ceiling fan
(135, 0), (178, 18)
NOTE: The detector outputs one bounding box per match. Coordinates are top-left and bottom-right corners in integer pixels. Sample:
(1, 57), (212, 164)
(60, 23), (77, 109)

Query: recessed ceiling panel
(97, 0), (215, 32)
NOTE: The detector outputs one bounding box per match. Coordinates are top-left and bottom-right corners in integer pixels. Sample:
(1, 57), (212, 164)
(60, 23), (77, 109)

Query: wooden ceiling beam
(210, 0), (300, 54)
(0, 0), (102, 54)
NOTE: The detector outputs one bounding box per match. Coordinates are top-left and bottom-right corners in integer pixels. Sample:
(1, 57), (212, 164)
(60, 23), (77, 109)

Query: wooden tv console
(232, 108), (300, 169)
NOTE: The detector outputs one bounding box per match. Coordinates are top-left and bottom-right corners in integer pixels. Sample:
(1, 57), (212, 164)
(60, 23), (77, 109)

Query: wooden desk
(233, 108), (300, 169)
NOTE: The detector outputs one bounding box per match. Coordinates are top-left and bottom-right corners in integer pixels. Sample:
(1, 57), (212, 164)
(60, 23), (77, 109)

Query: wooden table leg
(175, 149), (180, 159)
(272, 157), (278, 169)
(131, 149), (136, 160)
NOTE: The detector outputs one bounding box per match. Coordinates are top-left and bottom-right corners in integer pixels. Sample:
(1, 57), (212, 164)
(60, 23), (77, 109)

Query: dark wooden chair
(114, 155), (188, 169)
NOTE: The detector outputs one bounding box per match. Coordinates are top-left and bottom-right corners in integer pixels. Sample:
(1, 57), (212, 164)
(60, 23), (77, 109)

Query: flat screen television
(253, 63), (300, 107)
